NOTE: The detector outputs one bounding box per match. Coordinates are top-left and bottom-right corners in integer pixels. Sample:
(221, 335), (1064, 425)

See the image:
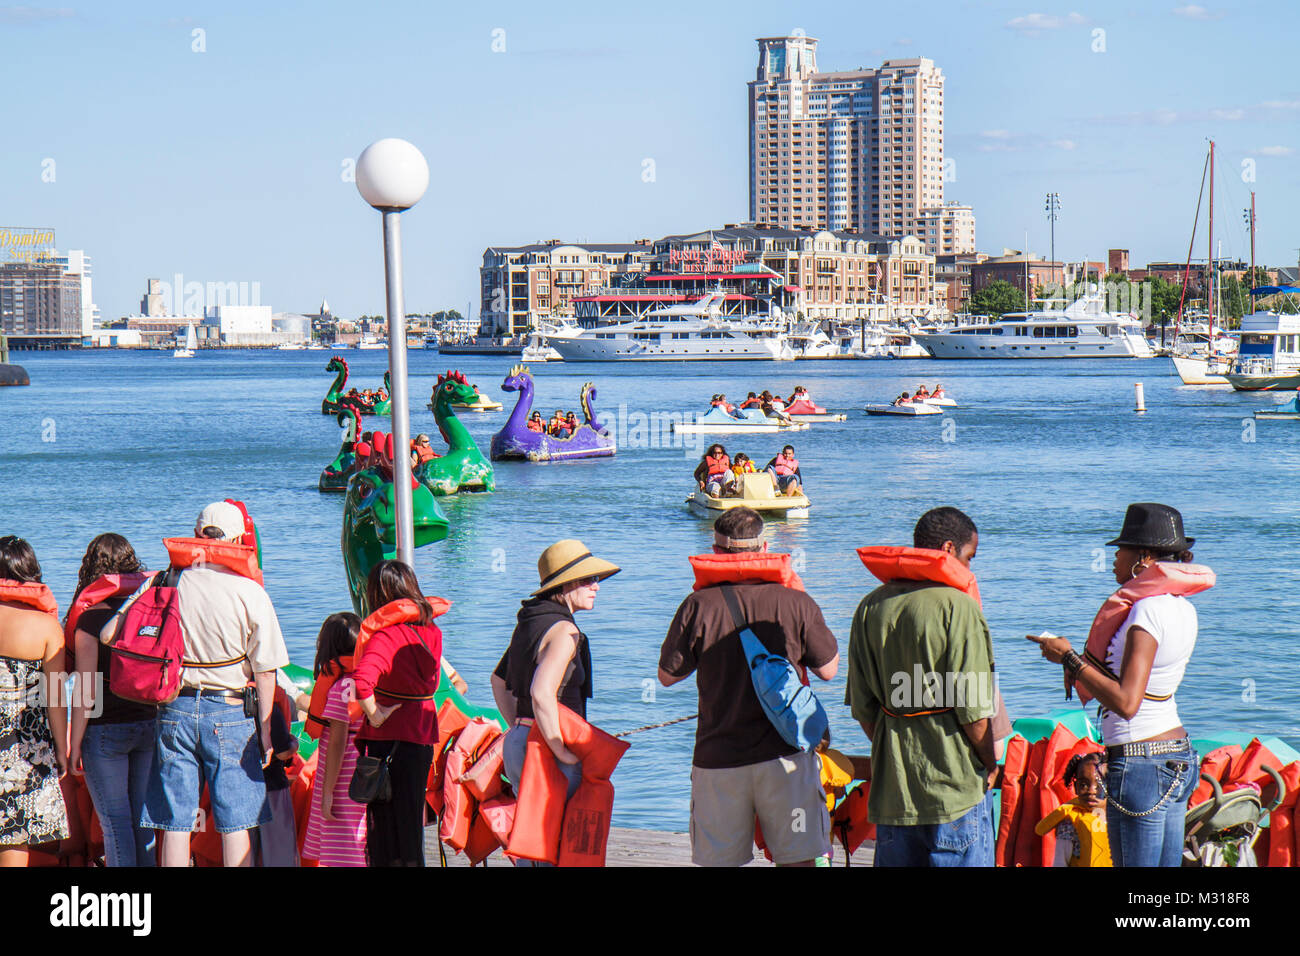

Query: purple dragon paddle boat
(490, 365), (616, 462)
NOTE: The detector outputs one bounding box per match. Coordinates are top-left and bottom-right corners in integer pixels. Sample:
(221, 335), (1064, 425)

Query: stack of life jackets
(1188, 738), (1300, 867)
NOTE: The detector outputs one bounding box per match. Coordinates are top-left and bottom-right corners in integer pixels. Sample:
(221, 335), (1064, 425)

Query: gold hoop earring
(1130, 560), (1146, 579)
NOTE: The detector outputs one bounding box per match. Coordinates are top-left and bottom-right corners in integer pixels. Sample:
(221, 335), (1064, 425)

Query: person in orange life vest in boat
(0, 535), (69, 867)
(411, 433), (438, 468)
(104, 502), (290, 868)
(914, 384), (930, 401)
(892, 391), (912, 406)
(658, 508), (839, 866)
(931, 384), (946, 400)
(565, 411), (578, 434)
(1026, 502), (1206, 868)
(491, 540), (620, 866)
(764, 445), (803, 496)
(527, 411), (545, 433)
(787, 385), (810, 406)
(730, 453), (757, 482)
(738, 391), (762, 410)
(694, 444), (735, 498)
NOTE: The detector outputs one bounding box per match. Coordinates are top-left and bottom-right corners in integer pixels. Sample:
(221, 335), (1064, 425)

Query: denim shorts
(140, 694), (271, 834)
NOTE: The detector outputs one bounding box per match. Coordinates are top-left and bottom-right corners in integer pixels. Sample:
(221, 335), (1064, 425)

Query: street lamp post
(1045, 192), (1061, 292)
(355, 138), (429, 569)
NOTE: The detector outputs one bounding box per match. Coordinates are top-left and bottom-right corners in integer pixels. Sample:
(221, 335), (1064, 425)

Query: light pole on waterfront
(355, 138), (429, 569)
(1045, 192), (1060, 290)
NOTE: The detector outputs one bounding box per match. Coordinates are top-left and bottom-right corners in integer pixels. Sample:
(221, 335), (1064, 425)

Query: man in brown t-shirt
(659, 507), (839, 866)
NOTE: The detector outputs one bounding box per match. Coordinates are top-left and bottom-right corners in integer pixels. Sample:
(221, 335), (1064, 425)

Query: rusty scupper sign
(1, 227), (57, 263)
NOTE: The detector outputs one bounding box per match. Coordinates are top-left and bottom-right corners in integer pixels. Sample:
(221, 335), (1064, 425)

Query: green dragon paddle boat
(322, 355), (385, 416)
(371, 371), (392, 417)
(319, 404), (362, 492)
(417, 370), (495, 496)
(342, 431), (450, 614)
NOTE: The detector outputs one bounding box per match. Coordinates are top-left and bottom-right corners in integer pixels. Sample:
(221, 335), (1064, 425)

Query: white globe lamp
(355, 138), (429, 211)
(354, 137), (428, 566)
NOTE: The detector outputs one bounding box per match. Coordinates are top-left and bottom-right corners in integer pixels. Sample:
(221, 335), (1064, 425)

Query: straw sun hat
(532, 539), (621, 596)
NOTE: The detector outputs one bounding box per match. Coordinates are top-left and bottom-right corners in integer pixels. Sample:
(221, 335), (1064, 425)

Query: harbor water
(3, 350), (1297, 830)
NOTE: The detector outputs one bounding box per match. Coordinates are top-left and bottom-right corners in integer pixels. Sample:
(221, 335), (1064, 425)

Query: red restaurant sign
(668, 244), (752, 272)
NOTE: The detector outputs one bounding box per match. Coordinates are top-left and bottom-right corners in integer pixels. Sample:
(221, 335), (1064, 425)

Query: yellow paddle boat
(686, 471), (810, 519)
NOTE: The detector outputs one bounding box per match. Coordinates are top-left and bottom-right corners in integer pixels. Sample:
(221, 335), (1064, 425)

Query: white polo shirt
(176, 566), (289, 691)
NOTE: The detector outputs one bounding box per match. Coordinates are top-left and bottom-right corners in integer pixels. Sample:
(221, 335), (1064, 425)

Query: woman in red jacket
(353, 560), (442, 867)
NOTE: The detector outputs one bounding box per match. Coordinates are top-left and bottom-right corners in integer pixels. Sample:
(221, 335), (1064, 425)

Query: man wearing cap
(135, 502), (290, 867)
(658, 507), (839, 866)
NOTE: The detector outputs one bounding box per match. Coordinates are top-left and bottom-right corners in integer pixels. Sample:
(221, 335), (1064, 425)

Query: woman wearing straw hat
(1027, 503), (1213, 867)
(491, 540), (619, 804)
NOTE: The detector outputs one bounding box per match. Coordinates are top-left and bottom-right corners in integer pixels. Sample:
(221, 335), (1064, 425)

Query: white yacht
(786, 321), (844, 359)
(521, 319), (578, 362)
(547, 292), (795, 362)
(916, 294), (1153, 359)
(1225, 309), (1300, 391)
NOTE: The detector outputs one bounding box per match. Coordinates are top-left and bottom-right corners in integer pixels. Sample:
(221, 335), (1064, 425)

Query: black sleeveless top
(493, 596), (592, 719)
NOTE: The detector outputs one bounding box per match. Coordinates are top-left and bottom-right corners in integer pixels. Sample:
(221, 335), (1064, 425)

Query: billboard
(1, 227), (56, 264)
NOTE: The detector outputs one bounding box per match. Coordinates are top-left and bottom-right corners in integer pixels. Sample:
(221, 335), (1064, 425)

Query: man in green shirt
(847, 506), (998, 866)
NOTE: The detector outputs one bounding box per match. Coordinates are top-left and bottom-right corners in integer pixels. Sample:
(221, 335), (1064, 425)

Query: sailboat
(173, 323), (197, 358)
(1170, 140), (1236, 385)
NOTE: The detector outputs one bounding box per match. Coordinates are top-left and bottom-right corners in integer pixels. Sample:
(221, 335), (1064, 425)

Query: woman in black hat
(1027, 503), (1214, 867)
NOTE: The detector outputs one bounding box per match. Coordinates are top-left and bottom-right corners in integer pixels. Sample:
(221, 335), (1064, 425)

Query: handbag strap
(720, 584), (748, 633)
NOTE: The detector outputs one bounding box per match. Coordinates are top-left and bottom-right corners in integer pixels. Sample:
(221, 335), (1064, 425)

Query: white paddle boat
(865, 401), (942, 416)
(672, 405), (809, 434)
(686, 472), (811, 519)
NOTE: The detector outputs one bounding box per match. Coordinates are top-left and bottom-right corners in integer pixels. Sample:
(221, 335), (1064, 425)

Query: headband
(714, 531), (764, 550)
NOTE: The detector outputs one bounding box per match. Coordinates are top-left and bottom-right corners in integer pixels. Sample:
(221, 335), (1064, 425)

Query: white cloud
(980, 129), (1012, 139)
(1050, 139), (1078, 150)
(1172, 4), (1224, 20)
(1209, 108), (1245, 120)
(1006, 11), (1088, 36)
(1255, 146), (1295, 156)
(0, 6), (75, 23)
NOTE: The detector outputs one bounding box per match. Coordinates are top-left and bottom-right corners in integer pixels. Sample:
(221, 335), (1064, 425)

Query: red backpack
(108, 569), (188, 705)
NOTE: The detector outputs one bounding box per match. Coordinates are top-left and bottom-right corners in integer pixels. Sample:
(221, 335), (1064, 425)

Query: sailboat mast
(1208, 139), (1215, 332)
(1249, 191), (1256, 310)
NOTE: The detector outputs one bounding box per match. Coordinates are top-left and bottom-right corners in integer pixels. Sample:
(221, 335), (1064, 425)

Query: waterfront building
(748, 36), (971, 256)
(935, 252), (988, 315)
(570, 223), (937, 324)
(479, 240), (652, 335)
(0, 256), (83, 348)
(46, 250), (99, 337)
(971, 252), (1063, 301)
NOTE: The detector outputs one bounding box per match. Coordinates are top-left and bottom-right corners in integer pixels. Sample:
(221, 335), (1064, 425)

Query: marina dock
(426, 826), (871, 867)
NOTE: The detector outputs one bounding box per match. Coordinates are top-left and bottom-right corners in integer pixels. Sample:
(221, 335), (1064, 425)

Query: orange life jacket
(705, 453), (730, 478)
(773, 454), (799, 476)
(0, 580), (58, 616)
(1077, 562), (1215, 704)
(440, 718), (502, 852)
(63, 573), (149, 671)
(163, 538), (263, 585)
(688, 551), (806, 592)
(506, 703), (630, 866)
(996, 735), (1030, 866)
(426, 698), (471, 817)
(353, 596), (452, 663)
(856, 545), (981, 606)
(303, 655), (355, 741)
(830, 782), (876, 857)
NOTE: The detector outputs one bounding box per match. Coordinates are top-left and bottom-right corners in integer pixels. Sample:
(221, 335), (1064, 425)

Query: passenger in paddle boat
(411, 434), (438, 467)
(527, 411), (544, 433)
(731, 453), (757, 482)
(491, 540), (620, 867)
(738, 391), (761, 410)
(932, 384), (945, 400)
(1026, 502), (1208, 868)
(764, 445), (802, 496)
(694, 444), (736, 498)
(892, 391), (912, 407)
(914, 384), (930, 401)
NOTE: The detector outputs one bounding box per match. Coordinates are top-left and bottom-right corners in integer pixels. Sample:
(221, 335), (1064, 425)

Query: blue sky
(3, 0), (1296, 320)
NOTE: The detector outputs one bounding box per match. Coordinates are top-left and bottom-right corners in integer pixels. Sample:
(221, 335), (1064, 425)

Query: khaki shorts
(690, 750), (830, 866)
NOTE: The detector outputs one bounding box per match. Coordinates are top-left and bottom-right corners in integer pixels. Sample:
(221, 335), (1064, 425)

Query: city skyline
(3, 0), (1296, 322)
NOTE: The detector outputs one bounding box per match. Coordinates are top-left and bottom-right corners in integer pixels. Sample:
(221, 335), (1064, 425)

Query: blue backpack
(721, 585), (828, 752)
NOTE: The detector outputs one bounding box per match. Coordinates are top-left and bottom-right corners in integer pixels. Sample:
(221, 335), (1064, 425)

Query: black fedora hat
(1106, 502), (1195, 551)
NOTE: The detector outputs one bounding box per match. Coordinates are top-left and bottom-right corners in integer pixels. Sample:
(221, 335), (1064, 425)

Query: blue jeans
(874, 790), (996, 867)
(501, 723), (582, 868)
(80, 720), (157, 867)
(140, 694), (271, 834)
(1104, 741), (1199, 867)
